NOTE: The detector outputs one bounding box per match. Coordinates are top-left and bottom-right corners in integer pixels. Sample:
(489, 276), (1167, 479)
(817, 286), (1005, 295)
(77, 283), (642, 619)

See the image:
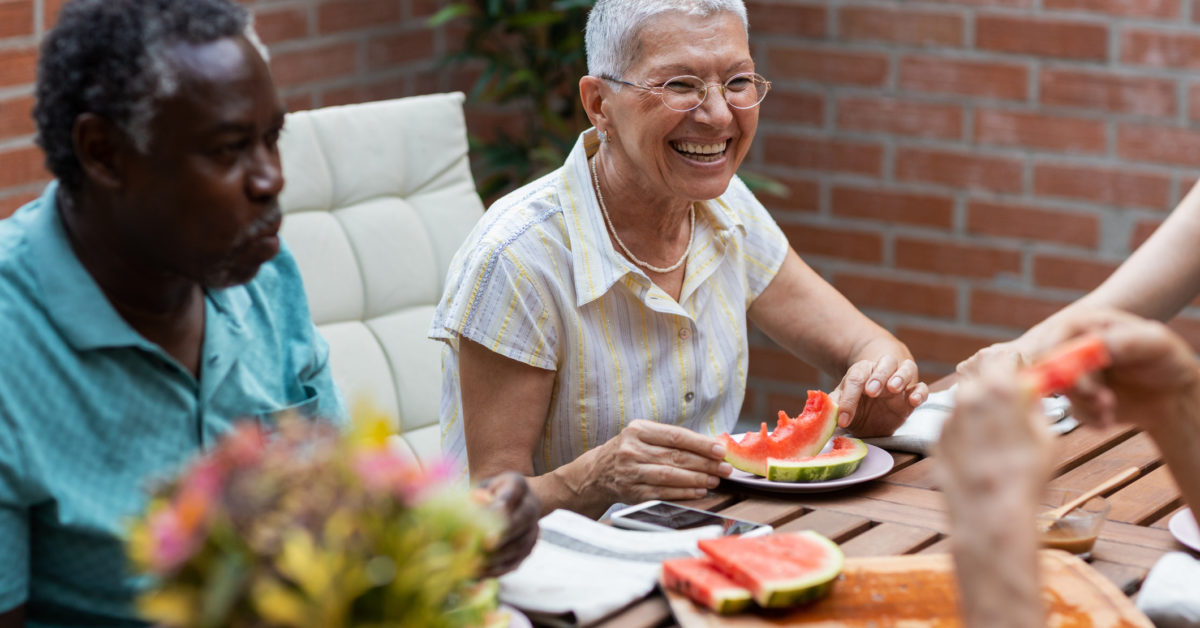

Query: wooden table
(592, 422), (1189, 627)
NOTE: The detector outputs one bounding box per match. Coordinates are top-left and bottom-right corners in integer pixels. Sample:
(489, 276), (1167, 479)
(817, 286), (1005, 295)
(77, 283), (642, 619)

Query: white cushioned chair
(276, 92), (484, 467)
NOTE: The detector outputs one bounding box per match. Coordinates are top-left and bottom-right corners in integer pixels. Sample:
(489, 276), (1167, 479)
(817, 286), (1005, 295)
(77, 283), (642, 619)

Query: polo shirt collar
(559, 128), (747, 307)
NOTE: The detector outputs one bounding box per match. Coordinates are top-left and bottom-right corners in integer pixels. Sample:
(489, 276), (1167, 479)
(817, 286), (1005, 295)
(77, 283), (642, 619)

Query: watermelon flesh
(660, 557), (752, 614)
(1024, 333), (1111, 396)
(698, 531), (844, 608)
(767, 436), (868, 483)
(720, 390), (838, 477)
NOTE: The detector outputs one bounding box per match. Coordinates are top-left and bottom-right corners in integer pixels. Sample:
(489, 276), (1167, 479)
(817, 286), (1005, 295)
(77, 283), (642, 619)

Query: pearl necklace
(590, 155), (694, 274)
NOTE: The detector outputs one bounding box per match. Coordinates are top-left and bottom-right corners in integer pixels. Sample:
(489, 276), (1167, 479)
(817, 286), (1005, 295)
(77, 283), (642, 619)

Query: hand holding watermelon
(831, 353), (927, 437)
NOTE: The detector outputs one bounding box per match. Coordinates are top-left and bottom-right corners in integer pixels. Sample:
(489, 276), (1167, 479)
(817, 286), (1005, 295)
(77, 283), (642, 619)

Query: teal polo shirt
(0, 182), (347, 626)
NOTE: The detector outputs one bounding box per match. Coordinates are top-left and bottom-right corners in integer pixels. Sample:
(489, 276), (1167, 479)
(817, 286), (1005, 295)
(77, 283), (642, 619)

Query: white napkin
(498, 509), (721, 626)
(863, 384), (1076, 454)
(1136, 551), (1200, 627)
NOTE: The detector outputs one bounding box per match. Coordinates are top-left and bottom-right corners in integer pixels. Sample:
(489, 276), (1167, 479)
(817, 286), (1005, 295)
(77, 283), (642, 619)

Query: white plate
(721, 438), (895, 493)
(1169, 508), (1200, 553)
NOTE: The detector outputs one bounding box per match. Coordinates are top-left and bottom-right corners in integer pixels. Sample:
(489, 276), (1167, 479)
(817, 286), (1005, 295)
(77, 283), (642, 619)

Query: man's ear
(579, 76), (611, 131)
(72, 113), (128, 190)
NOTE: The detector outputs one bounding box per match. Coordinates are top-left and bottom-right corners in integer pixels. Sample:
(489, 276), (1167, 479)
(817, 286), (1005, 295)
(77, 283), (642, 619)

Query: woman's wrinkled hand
(575, 420), (733, 506)
(477, 471), (541, 578)
(832, 355), (928, 437)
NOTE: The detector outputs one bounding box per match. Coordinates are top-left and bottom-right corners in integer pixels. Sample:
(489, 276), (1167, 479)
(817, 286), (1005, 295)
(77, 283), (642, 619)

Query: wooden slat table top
(586, 423), (1184, 628)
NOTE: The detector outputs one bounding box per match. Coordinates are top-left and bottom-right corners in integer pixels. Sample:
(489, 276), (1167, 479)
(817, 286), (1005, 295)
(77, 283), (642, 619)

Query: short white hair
(585, 0), (748, 80)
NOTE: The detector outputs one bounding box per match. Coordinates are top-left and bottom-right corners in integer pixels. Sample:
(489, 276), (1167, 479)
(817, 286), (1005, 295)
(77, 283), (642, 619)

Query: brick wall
(0, 0), (458, 218)
(740, 0), (1200, 419)
(3, 0), (1196, 420)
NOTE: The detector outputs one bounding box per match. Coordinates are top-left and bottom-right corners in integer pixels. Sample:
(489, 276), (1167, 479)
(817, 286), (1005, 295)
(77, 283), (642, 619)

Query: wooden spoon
(1041, 466), (1139, 523)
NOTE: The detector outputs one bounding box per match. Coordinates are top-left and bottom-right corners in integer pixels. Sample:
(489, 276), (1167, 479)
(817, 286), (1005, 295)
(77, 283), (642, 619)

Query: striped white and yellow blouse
(430, 129), (789, 478)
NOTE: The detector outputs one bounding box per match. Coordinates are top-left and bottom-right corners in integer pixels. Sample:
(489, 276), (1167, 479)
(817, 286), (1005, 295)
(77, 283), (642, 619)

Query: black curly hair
(34, 0), (252, 192)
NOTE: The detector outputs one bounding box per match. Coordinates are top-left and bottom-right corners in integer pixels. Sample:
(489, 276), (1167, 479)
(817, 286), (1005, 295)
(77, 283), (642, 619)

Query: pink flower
(147, 507), (200, 572)
(353, 450), (440, 503)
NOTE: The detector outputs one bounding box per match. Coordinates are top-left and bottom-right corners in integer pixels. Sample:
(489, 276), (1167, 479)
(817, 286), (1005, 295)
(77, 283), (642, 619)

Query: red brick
(746, 1), (827, 38)
(831, 185), (955, 228)
(1118, 123), (1200, 167)
(896, 325), (1007, 366)
(1033, 163), (1171, 209)
(977, 15), (1108, 61)
(836, 97), (963, 140)
(465, 109), (527, 144)
(322, 77), (408, 107)
(407, 0), (441, 19)
(894, 147), (1024, 193)
(748, 345), (821, 384)
(974, 108), (1106, 154)
(765, 175), (820, 214)
(833, 273), (958, 318)
(0, 189), (37, 219)
(0, 94), (34, 140)
(1040, 68), (1175, 117)
(41, 0), (67, 29)
(1129, 218), (1160, 249)
(1191, 84), (1200, 121)
(767, 45), (889, 86)
(270, 42), (357, 88)
(918, 0), (1031, 6)
(1046, 0), (1180, 17)
(895, 237), (1021, 279)
(283, 91), (315, 113)
(1032, 254), (1118, 290)
(898, 56), (1028, 101)
(782, 224), (884, 263)
(969, 289), (1068, 329)
(0, 47), (36, 88)
(317, 0), (401, 34)
(760, 89), (823, 127)
(252, 6), (308, 45)
(368, 30), (436, 69)
(0, 145), (47, 188)
(763, 135), (883, 177)
(0, 0), (32, 38)
(967, 200), (1100, 247)
(763, 390), (825, 423)
(1122, 29), (1200, 70)
(839, 6), (964, 47)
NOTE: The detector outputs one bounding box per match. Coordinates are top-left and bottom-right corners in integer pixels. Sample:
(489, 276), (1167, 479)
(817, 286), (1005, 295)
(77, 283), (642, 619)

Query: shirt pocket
(255, 383), (321, 425)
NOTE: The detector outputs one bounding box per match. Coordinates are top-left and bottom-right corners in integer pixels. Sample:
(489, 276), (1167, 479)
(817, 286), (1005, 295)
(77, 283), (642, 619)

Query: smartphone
(610, 500), (772, 537)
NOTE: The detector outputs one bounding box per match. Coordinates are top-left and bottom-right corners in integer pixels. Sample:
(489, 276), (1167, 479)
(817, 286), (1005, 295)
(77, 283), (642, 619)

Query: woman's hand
(560, 420), (732, 514)
(956, 340), (1029, 379)
(477, 472), (542, 578)
(832, 354), (927, 437)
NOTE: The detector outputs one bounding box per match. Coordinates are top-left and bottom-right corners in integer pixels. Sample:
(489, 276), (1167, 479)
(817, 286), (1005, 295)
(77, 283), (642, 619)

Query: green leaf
(426, 4), (473, 27)
(738, 170), (791, 198)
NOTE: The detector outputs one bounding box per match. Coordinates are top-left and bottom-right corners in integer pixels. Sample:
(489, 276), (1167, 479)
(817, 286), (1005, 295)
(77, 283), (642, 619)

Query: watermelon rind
(699, 531), (844, 609)
(767, 437), (868, 483)
(721, 391), (839, 478)
(660, 557), (753, 614)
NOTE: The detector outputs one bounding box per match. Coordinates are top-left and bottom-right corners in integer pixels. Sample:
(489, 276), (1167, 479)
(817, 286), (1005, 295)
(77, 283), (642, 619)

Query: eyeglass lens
(661, 74), (769, 111)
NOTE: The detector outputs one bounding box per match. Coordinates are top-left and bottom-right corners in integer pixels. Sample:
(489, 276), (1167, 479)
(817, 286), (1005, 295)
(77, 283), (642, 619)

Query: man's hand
(477, 472), (541, 578)
(832, 355), (927, 437)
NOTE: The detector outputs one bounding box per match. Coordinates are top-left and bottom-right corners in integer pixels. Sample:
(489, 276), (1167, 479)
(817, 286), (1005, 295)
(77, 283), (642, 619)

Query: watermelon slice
(719, 391), (838, 477)
(660, 557), (752, 614)
(1023, 333), (1111, 396)
(698, 531), (844, 608)
(767, 436), (868, 483)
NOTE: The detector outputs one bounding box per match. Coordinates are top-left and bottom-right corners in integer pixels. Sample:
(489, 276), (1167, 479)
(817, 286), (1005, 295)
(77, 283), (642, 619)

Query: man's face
(116, 35), (285, 289)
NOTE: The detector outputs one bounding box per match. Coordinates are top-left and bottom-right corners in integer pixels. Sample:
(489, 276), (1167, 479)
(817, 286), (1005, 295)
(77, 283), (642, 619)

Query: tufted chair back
(277, 93), (483, 467)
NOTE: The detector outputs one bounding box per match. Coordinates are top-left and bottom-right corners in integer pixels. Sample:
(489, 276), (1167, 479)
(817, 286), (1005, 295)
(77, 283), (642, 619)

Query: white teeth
(673, 141), (727, 155)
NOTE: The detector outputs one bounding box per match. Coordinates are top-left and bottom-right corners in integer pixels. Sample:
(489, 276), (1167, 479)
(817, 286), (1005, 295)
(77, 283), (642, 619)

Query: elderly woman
(430, 0), (928, 517)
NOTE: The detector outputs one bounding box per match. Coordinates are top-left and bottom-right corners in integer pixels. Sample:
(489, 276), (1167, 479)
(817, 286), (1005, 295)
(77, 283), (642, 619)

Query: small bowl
(1037, 488), (1110, 560)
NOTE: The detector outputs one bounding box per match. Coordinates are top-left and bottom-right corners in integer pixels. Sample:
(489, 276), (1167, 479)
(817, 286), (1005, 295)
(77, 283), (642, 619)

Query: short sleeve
(431, 245), (559, 371)
(728, 176), (789, 300)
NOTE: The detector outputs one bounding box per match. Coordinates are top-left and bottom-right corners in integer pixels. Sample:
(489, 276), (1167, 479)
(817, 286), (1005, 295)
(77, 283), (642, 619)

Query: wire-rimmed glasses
(601, 72), (772, 112)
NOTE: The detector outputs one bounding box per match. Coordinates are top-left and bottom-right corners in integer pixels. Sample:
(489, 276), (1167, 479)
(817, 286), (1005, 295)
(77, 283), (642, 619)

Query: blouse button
(679, 328), (691, 340)
(684, 392), (695, 402)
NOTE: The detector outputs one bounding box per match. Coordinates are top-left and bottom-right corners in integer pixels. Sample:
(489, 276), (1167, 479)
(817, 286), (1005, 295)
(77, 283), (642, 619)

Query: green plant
(430, 0), (594, 200)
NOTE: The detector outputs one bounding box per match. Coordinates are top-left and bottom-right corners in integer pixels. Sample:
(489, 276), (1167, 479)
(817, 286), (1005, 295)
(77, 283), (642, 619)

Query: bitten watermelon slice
(767, 436), (868, 482)
(719, 391), (838, 477)
(1023, 333), (1111, 396)
(660, 557), (752, 614)
(698, 531), (844, 608)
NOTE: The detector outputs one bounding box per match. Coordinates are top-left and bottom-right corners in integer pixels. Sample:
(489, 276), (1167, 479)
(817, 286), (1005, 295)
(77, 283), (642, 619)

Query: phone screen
(622, 503), (763, 535)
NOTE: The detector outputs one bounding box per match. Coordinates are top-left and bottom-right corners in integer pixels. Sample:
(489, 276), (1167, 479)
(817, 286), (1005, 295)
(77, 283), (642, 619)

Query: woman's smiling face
(602, 11), (758, 205)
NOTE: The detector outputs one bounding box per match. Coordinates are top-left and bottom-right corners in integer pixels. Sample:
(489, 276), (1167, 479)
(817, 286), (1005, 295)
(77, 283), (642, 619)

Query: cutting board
(666, 550), (1152, 627)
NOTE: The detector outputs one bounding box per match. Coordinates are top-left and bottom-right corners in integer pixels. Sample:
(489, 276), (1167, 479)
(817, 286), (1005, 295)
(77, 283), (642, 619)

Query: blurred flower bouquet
(126, 411), (506, 628)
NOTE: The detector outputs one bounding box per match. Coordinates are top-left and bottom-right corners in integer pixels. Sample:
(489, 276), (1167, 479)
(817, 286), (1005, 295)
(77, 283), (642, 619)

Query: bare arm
(459, 338), (730, 518)
(748, 248), (927, 436)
